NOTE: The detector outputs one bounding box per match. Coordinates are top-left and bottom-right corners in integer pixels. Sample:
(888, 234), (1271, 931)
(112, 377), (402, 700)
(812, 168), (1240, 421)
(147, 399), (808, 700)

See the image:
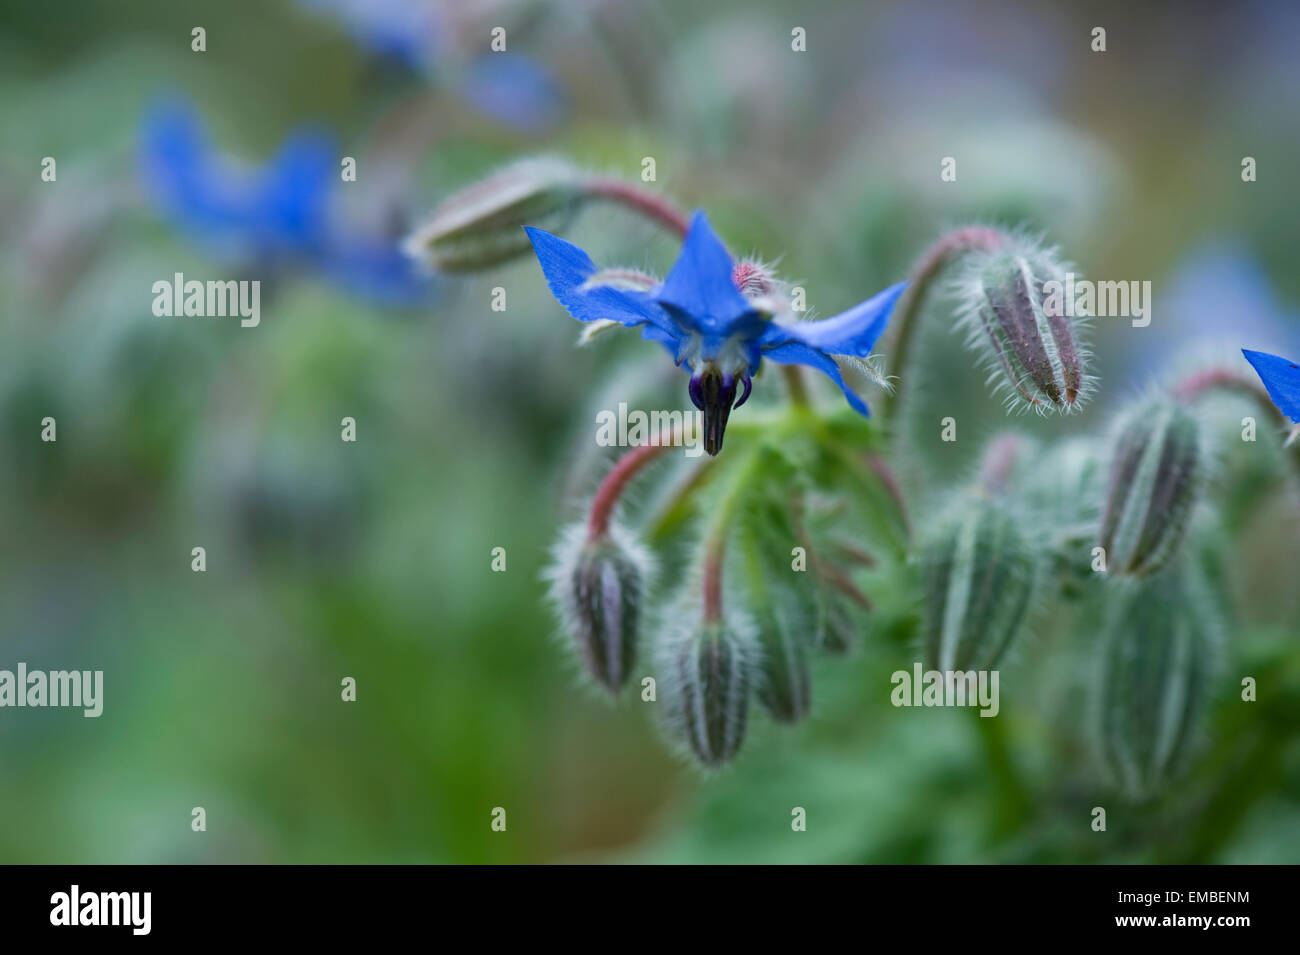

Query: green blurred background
(1, 0), (1298, 863)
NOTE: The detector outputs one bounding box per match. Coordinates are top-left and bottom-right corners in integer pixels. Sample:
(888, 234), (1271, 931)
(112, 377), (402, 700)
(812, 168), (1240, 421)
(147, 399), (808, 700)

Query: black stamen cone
(691, 367), (739, 456)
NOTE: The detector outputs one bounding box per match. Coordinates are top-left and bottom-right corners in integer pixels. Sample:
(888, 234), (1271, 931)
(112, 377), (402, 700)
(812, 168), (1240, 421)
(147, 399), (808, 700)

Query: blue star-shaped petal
(526, 210), (906, 454)
(1243, 348), (1300, 425)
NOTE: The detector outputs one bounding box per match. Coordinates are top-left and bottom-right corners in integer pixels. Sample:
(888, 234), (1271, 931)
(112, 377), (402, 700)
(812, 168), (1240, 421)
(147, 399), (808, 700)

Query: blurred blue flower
(296, 0), (566, 134)
(140, 100), (434, 307)
(460, 54), (567, 133)
(319, 232), (435, 307)
(298, 0), (440, 70)
(527, 211), (906, 454)
(1118, 240), (1300, 382)
(1166, 241), (1300, 354)
(1242, 349), (1300, 424)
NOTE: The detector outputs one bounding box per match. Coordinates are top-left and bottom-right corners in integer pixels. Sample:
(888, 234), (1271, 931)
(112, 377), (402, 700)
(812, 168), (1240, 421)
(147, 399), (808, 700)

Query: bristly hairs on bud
(653, 583), (760, 770)
(404, 157), (586, 273)
(950, 229), (1096, 415)
(546, 431), (685, 697)
(919, 487), (1040, 673)
(1097, 393), (1206, 578)
(732, 256), (793, 319)
(545, 520), (655, 698)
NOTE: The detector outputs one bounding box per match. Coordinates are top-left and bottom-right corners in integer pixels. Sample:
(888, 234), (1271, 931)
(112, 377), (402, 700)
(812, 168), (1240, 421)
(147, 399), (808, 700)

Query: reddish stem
(587, 437), (676, 541)
(585, 177), (691, 239)
(881, 226), (1010, 420)
(1173, 368), (1268, 405)
(702, 534), (725, 623)
(1172, 367), (1300, 496)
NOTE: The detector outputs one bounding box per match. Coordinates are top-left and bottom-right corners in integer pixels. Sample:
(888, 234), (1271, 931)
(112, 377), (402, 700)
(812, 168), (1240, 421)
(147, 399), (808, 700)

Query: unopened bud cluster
(547, 484), (873, 767)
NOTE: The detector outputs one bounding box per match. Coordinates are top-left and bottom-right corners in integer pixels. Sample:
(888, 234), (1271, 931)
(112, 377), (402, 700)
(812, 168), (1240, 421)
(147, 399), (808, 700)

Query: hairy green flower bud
(405, 157), (585, 272)
(954, 240), (1091, 413)
(921, 498), (1036, 671)
(660, 618), (756, 767)
(548, 523), (652, 696)
(1093, 566), (1218, 800)
(1098, 400), (1203, 577)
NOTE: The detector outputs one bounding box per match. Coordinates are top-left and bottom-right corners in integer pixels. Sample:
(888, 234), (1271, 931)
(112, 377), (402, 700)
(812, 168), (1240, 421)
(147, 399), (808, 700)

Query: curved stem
(702, 533), (726, 623)
(1174, 367), (1273, 404)
(880, 226), (1009, 422)
(1173, 368), (1300, 486)
(587, 432), (679, 541)
(700, 451), (762, 623)
(584, 177), (691, 239)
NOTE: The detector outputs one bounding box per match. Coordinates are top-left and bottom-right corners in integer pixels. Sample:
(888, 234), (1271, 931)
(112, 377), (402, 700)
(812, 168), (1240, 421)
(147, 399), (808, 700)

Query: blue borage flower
(526, 211), (906, 454)
(141, 101), (334, 259)
(1243, 348), (1300, 432)
(141, 99), (435, 307)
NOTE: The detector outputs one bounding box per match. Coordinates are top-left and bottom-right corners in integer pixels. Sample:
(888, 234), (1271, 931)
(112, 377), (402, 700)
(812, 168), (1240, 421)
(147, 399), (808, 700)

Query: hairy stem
(700, 452), (762, 623)
(584, 177), (691, 239)
(1173, 368), (1300, 486)
(702, 534), (726, 623)
(587, 433), (679, 540)
(881, 226), (1010, 421)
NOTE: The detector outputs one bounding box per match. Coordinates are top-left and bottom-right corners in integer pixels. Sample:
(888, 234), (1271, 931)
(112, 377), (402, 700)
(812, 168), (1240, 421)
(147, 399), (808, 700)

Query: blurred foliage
(1, 0), (1298, 863)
